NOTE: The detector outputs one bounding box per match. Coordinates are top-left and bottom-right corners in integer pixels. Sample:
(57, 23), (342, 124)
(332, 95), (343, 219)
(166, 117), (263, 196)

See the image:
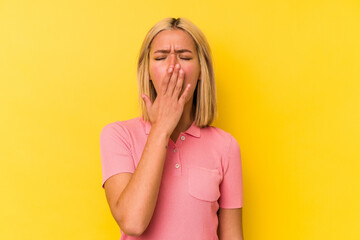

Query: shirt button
(175, 163), (180, 168)
(174, 149), (177, 153)
(180, 136), (185, 141)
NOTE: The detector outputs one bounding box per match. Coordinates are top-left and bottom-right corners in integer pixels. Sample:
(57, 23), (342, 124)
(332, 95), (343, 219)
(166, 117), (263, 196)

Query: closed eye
(154, 57), (192, 61)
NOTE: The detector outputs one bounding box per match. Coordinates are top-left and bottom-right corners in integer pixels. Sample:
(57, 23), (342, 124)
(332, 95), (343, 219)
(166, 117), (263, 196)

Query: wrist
(150, 124), (171, 139)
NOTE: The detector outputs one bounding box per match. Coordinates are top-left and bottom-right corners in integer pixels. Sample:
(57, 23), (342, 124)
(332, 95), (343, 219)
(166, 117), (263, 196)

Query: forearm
(116, 125), (169, 235)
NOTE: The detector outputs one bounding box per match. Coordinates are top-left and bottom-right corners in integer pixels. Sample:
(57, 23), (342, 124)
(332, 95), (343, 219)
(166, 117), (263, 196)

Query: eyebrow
(153, 49), (193, 54)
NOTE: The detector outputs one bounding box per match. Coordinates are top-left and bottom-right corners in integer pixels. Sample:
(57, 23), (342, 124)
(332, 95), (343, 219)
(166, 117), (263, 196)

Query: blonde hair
(137, 17), (217, 127)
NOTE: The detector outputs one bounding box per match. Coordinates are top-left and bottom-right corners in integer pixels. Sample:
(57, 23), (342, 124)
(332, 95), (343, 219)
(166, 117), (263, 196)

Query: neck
(171, 97), (194, 140)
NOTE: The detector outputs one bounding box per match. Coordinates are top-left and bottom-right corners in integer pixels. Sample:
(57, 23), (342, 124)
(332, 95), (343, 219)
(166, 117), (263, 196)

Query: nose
(169, 53), (178, 68)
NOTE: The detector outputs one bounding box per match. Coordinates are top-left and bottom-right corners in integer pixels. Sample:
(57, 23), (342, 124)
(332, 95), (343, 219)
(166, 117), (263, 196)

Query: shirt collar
(140, 117), (201, 138)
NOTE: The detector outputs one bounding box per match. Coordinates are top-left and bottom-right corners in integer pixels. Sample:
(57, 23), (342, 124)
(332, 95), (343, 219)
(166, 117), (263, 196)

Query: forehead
(150, 29), (196, 53)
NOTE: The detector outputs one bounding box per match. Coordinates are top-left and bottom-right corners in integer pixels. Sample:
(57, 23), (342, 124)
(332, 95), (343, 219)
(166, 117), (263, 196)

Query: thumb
(141, 94), (152, 113)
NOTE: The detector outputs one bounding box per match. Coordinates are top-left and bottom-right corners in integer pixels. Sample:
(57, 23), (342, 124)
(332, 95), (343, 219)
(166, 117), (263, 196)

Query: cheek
(149, 65), (167, 87)
(150, 62), (200, 87)
(182, 64), (199, 81)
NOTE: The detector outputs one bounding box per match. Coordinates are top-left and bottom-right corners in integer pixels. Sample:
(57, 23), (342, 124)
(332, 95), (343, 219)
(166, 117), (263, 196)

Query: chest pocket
(188, 166), (222, 202)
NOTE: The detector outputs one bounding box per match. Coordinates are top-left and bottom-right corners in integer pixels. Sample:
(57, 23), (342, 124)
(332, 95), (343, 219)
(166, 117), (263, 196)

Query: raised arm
(103, 54), (192, 236)
(104, 125), (170, 236)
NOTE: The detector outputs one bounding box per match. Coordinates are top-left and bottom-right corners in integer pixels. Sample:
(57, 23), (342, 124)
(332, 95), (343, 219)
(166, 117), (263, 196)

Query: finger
(178, 83), (191, 105)
(161, 54), (176, 95)
(161, 65), (173, 95)
(166, 63), (180, 97)
(172, 68), (184, 99)
(141, 94), (152, 113)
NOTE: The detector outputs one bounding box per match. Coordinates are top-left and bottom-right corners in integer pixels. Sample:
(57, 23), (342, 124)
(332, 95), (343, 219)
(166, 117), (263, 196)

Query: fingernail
(175, 64), (180, 69)
(168, 67), (173, 73)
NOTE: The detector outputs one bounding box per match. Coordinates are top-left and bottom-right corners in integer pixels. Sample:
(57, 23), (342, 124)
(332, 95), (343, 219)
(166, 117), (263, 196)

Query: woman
(100, 17), (244, 240)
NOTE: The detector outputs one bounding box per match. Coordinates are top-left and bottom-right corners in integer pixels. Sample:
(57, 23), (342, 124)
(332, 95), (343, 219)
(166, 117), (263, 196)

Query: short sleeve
(218, 134), (243, 208)
(99, 122), (135, 189)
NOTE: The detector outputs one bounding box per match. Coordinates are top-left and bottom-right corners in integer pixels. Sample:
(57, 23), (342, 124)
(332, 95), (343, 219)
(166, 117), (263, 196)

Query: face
(149, 29), (201, 102)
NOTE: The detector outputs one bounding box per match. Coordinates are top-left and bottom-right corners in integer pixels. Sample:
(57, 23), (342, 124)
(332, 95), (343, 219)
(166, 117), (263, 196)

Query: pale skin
(103, 29), (243, 239)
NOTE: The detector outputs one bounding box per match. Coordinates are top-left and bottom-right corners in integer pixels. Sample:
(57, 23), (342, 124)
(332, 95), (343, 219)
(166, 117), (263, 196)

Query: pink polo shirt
(100, 116), (243, 240)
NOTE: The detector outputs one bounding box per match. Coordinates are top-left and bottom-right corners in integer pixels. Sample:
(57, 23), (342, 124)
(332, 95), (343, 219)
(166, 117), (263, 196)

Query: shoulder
(202, 125), (238, 147)
(201, 125), (241, 163)
(100, 117), (142, 139)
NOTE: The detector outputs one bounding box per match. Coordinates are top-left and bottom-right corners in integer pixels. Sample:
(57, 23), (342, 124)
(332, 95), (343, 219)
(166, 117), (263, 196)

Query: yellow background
(1, 0), (359, 239)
